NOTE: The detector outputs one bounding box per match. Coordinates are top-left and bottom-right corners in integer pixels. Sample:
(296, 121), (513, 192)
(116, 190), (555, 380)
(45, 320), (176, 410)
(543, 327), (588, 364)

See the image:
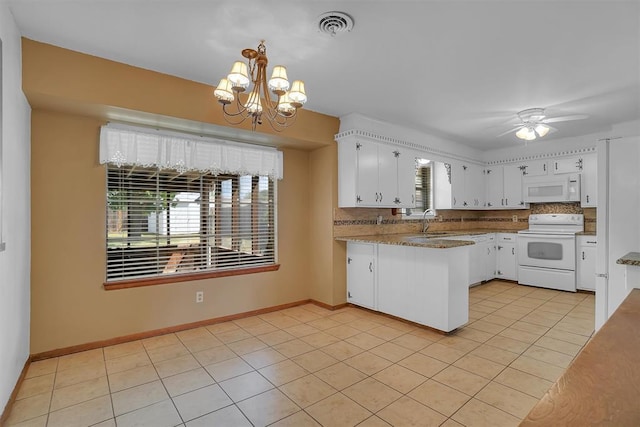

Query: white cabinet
(484, 234), (496, 281)
(552, 156), (583, 174)
(581, 153), (597, 207)
(450, 162), (485, 209)
(377, 243), (469, 332)
(346, 242), (376, 309)
(496, 233), (518, 281)
(576, 235), (597, 291)
(521, 159), (548, 177)
(337, 137), (416, 208)
(485, 165), (527, 209)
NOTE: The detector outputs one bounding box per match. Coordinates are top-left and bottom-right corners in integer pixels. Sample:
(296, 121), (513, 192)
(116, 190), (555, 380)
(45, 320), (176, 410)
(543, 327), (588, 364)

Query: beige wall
(30, 110), (316, 353)
(25, 39), (341, 354)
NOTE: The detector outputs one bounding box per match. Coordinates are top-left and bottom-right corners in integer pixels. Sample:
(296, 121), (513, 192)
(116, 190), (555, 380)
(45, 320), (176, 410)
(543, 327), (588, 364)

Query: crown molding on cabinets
(335, 129), (482, 164)
(485, 146), (596, 166)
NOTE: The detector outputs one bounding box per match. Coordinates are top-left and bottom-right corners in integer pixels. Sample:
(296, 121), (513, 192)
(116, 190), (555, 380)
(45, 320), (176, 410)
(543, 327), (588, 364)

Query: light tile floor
(6, 280), (595, 427)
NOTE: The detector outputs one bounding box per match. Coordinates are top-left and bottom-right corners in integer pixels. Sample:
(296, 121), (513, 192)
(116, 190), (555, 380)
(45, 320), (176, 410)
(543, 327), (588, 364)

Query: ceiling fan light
(227, 61), (250, 90)
(288, 80), (307, 108)
(516, 126), (536, 141)
(268, 65), (290, 94)
(213, 78), (234, 104)
(535, 124), (550, 137)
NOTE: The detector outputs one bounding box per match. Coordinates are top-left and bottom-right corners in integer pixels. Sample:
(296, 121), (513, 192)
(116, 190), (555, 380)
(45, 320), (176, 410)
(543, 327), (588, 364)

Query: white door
(595, 137), (640, 330)
(485, 167), (503, 208)
(377, 145), (397, 207)
(503, 165), (525, 208)
(356, 142), (379, 206)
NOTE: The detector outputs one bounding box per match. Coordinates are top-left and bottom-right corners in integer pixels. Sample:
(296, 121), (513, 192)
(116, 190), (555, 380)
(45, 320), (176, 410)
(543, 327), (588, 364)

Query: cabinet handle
(347, 257), (352, 264)
(505, 198), (508, 205)
(348, 291), (352, 298)
(380, 193), (383, 202)
(488, 202), (492, 207)
(586, 195), (590, 203)
(412, 194), (415, 204)
(454, 197), (457, 205)
(375, 192), (379, 202)
(555, 162), (558, 170)
(582, 251), (585, 260)
(512, 247), (515, 255)
(369, 262), (373, 273)
(501, 198), (504, 206)
(497, 245), (503, 250)
(587, 241), (597, 244)
(487, 248), (490, 255)
(544, 163), (546, 171)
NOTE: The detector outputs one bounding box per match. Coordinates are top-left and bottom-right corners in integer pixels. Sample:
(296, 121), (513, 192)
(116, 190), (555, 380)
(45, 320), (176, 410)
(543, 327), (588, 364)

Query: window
(106, 165), (276, 282)
(404, 158), (436, 218)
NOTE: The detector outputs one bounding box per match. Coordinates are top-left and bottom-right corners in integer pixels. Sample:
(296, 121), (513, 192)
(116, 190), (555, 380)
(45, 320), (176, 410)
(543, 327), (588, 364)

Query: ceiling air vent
(317, 11), (354, 36)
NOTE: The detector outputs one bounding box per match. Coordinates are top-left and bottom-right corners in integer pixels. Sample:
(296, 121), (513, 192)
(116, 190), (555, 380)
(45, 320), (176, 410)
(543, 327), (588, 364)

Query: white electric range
(517, 214), (584, 292)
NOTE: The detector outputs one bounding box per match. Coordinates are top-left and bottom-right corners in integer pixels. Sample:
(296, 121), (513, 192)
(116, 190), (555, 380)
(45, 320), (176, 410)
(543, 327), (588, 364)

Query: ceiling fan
(499, 107), (588, 141)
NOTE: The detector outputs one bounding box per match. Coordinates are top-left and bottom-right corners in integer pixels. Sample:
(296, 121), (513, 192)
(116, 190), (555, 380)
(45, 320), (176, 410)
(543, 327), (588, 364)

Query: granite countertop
(335, 234), (475, 249)
(334, 228), (522, 248)
(616, 252), (640, 266)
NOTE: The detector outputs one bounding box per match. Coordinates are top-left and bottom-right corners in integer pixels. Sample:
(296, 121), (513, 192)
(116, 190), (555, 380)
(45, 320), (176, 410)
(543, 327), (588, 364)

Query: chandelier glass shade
(515, 123), (550, 141)
(214, 41), (307, 131)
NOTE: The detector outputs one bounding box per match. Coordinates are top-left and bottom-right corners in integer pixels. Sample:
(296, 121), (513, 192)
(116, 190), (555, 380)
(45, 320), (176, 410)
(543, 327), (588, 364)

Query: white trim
(100, 123), (284, 179)
(486, 146), (597, 165)
(335, 129), (482, 164)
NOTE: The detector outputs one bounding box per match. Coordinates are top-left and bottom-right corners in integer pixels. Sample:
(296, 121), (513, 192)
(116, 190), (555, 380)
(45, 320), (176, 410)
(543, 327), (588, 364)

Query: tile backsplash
(333, 203), (596, 237)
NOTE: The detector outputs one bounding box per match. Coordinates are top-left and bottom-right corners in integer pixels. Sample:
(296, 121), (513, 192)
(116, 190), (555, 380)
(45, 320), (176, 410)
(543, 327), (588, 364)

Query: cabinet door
(503, 164), (525, 208)
(466, 164), (485, 208)
(377, 244), (412, 320)
(356, 142), (379, 206)
(469, 241), (484, 286)
(581, 153), (597, 207)
(485, 167), (503, 208)
(553, 156), (583, 174)
(377, 145), (397, 207)
(577, 240), (597, 291)
(496, 242), (517, 281)
(450, 162), (465, 208)
(484, 238), (496, 281)
(346, 242), (376, 309)
(522, 159), (548, 177)
(396, 149), (417, 208)
(434, 162), (453, 210)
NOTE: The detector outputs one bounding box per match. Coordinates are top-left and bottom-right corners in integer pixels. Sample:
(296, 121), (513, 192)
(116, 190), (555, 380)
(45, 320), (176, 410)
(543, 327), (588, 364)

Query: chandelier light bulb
(288, 80), (307, 107)
(268, 65), (290, 94)
(516, 126), (537, 141)
(213, 78), (235, 104)
(246, 91), (263, 114)
(276, 92), (295, 116)
(227, 61), (250, 90)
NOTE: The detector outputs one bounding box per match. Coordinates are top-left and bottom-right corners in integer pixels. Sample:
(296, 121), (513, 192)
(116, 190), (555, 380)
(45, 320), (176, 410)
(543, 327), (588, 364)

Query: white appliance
(518, 214), (584, 292)
(522, 174), (580, 203)
(595, 137), (640, 330)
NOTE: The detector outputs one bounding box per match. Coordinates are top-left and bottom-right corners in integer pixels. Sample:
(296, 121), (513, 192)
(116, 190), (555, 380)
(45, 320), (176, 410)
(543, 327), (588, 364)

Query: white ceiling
(8, 0), (640, 150)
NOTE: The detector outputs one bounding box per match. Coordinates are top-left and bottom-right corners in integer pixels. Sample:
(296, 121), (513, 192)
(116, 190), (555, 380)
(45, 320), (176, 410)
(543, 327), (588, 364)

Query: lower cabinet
(577, 235), (597, 291)
(347, 242), (469, 332)
(346, 242), (376, 309)
(496, 233), (518, 281)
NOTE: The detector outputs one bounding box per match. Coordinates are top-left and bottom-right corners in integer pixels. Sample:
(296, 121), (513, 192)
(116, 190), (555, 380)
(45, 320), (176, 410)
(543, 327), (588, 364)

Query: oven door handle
(518, 234), (575, 240)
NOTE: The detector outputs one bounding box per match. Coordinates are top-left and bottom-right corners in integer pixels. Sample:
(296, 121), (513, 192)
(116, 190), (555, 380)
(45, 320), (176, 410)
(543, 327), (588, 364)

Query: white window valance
(99, 123), (284, 179)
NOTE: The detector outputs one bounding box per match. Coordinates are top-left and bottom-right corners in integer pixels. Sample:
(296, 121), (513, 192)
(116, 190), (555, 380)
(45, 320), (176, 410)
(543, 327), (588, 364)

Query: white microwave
(522, 174), (580, 203)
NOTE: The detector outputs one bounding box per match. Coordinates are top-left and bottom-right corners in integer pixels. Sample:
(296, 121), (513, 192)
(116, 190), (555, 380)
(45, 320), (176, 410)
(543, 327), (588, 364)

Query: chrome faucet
(422, 209), (435, 233)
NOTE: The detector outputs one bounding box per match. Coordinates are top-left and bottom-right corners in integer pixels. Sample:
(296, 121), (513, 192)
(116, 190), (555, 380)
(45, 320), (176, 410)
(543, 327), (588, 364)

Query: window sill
(103, 264), (281, 290)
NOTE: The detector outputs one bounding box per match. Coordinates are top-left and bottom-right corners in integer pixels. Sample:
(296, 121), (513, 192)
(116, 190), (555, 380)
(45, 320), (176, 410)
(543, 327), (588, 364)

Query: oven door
(517, 233), (576, 270)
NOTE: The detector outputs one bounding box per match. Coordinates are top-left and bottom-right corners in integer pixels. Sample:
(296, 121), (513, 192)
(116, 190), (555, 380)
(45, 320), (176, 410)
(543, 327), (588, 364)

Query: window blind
(106, 165), (276, 281)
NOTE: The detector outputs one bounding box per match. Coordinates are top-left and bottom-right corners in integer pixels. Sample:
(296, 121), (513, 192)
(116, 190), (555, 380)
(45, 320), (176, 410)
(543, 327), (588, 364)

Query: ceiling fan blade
(543, 114), (588, 124)
(497, 127), (520, 137)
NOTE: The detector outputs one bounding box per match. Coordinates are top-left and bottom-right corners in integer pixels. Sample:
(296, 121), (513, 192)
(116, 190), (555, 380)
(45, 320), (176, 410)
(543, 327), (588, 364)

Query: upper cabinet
(485, 164), (527, 209)
(436, 161), (485, 209)
(337, 137), (416, 208)
(580, 152), (597, 207)
(521, 159), (548, 176)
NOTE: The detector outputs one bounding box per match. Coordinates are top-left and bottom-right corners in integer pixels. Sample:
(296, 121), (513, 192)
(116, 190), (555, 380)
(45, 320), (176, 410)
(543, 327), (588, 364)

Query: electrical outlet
(196, 291), (204, 303)
(512, 215), (518, 222)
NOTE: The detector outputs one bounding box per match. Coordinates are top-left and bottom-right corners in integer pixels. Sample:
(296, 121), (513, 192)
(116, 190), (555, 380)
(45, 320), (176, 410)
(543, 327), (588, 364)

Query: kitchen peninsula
(336, 233), (474, 333)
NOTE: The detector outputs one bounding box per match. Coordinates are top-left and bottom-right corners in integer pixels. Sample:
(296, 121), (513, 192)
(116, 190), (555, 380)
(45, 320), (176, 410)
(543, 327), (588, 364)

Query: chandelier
(214, 40), (307, 131)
